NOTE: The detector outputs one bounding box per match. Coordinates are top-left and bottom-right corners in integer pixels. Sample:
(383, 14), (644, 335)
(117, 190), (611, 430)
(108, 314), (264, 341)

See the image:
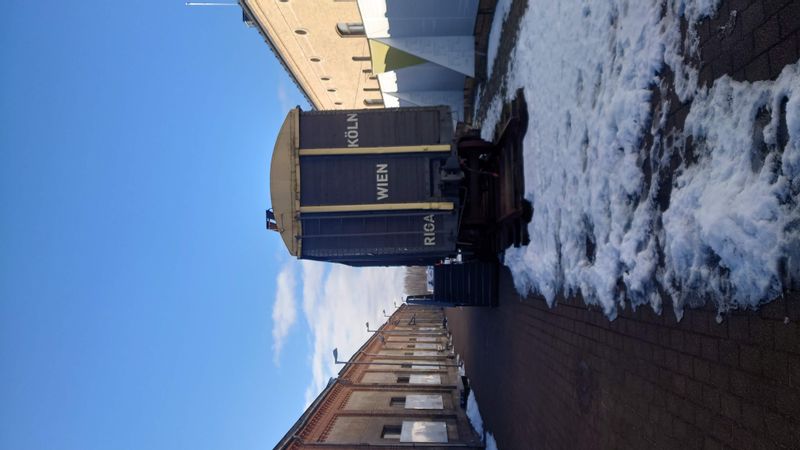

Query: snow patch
(481, 0), (800, 318)
(487, 0), (513, 77)
(676, 0), (721, 22)
(465, 392), (483, 435)
(466, 390), (500, 450)
(481, 94), (504, 141)
(662, 64), (800, 313)
(498, 0), (675, 318)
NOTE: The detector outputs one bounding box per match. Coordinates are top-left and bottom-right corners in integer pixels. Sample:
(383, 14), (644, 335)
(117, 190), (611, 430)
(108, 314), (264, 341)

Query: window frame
(336, 22), (366, 37)
(400, 421), (448, 443)
(381, 424), (402, 440)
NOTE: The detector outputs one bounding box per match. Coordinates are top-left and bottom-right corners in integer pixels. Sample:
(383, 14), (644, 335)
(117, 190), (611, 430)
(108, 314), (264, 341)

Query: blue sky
(0, 2), (402, 449)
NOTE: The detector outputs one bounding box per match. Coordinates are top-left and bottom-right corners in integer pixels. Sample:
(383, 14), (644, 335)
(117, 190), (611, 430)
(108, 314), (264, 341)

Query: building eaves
(275, 306), (406, 448)
(238, 0), (317, 110)
(273, 377), (336, 449)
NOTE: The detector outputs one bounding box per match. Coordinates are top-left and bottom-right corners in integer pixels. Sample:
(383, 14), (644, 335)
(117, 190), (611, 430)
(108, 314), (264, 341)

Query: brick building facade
(275, 304), (483, 449)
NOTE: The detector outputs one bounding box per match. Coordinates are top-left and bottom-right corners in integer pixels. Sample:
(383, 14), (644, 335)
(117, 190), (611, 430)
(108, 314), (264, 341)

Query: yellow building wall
(244, 0), (384, 110)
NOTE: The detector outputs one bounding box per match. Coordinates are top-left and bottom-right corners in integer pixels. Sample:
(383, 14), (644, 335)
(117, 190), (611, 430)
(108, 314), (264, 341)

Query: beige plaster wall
(244, 0), (383, 110)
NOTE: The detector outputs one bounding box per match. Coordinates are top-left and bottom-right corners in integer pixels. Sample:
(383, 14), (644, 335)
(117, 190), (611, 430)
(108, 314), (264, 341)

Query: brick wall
(279, 305), (483, 450)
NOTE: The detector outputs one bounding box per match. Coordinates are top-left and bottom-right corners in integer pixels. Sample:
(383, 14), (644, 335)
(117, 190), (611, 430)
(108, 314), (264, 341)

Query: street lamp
(382, 310), (401, 325)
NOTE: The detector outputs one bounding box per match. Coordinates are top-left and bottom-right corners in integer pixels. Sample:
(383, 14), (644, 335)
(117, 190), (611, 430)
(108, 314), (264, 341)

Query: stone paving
(450, 1), (800, 449)
(447, 268), (800, 450)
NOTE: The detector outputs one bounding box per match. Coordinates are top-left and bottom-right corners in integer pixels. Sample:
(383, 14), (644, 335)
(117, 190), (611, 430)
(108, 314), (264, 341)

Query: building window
(397, 376), (410, 384)
(400, 421), (448, 443)
(401, 363), (412, 368)
(405, 394), (444, 410)
(364, 98), (384, 106)
(409, 374), (441, 385)
(415, 343), (438, 349)
(406, 344), (415, 348)
(409, 338), (417, 341)
(352, 56), (371, 62)
(390, 396), (406, 407)
(382, 425), (402, 440)
(336, 22), (366, 37)
(404, 352), (413, 356)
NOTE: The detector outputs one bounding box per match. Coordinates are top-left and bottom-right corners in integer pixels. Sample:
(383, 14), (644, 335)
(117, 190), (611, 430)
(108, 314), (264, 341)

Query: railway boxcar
(268, 106), (466, 266)
(268, 95), (530, 276)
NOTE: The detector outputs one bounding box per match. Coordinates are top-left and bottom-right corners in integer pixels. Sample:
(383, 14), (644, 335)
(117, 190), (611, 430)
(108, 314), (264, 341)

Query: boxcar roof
(270, 108), (301, 256)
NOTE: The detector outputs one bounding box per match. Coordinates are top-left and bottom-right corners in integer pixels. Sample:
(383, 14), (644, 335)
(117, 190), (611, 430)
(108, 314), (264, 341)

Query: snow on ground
(663, 65), (800, 315)
(458, 352), (499, 448)
(480, 0), (800, 318)
(465, 389), (500, 450)
(486, 0), (512, 77)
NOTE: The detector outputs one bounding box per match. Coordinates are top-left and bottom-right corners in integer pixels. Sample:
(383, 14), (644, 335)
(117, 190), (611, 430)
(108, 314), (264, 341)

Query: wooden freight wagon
(267, 97), (531, 302)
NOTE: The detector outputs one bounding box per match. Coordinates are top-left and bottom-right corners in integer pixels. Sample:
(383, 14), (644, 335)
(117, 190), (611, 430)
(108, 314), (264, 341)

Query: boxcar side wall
(292, 106), (460, 266)
(298, 106), (453, 149)
(300, 154), (439, 206)
(299, 210), (459, 264)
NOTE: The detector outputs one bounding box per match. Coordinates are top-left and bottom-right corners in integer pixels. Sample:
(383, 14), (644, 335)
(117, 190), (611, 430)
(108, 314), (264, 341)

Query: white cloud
(300, 264), (405, 406)
(269, 260), (407, 404)
(276, 82), (292, 113)
(271, 263), (298, 365)
(300, 260), (325, 321)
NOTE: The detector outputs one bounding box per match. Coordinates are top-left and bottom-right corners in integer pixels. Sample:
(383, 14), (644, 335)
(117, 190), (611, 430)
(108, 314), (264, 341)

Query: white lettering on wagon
(376, 163), (389, 201)
(345, 113), (359, 147)
(423, 214), (436, 246)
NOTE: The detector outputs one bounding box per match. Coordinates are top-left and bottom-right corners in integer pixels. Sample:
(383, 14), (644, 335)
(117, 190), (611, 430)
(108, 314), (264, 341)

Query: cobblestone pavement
(660, 0), (800, 154)
(452, 1), (800, 449)
(447, 268), (800, 450)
